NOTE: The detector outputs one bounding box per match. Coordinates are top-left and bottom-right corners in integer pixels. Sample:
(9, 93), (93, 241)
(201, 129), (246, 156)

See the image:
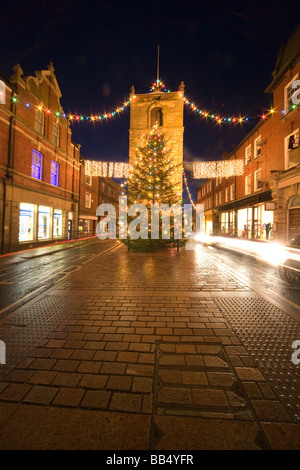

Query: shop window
(50, 161), (59, 186)
(19, 203), (35, 242)
(35, 109), (45, 135)
(38, 206), (51, 239)
(284, 75), (299, 115)
(31, 149), (43, 180)
(53, 210), (63, 238)
(150, 107), (163, 127)
(245, 175), (251, 195)
(52, 123), (60, 147)
(254, 169), (262, 191)
(85, 192), (92, 208)
(254, 136), (262, 159)
(245, 145), (251, 165)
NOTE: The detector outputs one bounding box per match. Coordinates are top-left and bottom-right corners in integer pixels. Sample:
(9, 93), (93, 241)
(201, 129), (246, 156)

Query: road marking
(0, 285), (47, 316)
(81, 243), (121, 265)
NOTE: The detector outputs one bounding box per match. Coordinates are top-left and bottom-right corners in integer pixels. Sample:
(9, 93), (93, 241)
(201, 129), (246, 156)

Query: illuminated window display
(19, 203), (35, 242)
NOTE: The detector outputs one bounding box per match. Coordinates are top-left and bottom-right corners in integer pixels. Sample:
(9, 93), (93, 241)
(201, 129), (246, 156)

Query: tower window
(151, 107), (163, 127)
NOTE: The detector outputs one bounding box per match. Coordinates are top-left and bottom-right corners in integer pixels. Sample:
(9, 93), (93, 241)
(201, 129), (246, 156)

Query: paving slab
(0, 404), (151, 450)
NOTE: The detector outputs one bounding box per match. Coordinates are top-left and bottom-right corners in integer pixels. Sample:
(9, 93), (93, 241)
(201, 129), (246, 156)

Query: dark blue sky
(1, 0), (300, 198)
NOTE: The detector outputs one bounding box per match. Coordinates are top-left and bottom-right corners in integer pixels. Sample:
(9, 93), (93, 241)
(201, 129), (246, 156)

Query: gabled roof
(265, 24), (300, 93)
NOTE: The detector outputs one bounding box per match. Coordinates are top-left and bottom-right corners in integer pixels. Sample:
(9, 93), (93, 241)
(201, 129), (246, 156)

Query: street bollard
(177, 239), (179, 251)
(127, 236), (130, 252)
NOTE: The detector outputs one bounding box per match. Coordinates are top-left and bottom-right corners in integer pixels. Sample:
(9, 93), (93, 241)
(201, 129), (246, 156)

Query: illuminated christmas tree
(128, 124), (181, 208)
(124, 124), (182, 249)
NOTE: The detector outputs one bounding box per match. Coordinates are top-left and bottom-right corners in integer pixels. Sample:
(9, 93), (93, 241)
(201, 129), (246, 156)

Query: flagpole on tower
(157, 44), (160, 86)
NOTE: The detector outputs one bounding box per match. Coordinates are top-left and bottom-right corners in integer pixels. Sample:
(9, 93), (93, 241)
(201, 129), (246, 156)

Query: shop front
(78, 215), (97, 236)
(220, 211), (235, 236)
(237, 203), (273, 240)
(19, 203), (65, 243)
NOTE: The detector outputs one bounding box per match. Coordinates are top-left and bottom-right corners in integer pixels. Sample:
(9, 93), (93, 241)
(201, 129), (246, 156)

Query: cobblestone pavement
(0, 241), (300, 450)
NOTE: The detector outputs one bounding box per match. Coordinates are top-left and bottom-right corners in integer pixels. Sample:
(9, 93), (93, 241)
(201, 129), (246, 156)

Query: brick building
(197, 25), (300, 245)
(0, 63), (81, 253)
(78, 158), (99, 236)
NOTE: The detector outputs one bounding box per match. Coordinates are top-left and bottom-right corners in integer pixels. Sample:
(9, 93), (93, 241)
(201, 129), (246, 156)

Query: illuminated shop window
(38, 206), (51, 239)
(19, 203), (35, 242)
(53, 210), (62, 237)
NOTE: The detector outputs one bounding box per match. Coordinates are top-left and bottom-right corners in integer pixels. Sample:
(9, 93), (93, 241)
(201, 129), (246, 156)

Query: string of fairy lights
(6, 79), (290, 125)
(9, 94), (135, 122)
(7, 78), (294, 210)
(182, 168), (196, 209)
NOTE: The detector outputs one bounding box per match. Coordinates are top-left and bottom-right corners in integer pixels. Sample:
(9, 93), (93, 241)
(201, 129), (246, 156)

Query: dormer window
(150, 107), (163, 127)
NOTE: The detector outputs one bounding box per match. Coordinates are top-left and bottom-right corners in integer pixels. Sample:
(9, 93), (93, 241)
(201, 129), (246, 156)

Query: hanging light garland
(183, 168), (196, 209)
(85, 161), (131, 178)
(192, 160), (244, 179)
(8, 94), (135, 123)
(7, 82), (285, 126)
(179, 92), (278, 125)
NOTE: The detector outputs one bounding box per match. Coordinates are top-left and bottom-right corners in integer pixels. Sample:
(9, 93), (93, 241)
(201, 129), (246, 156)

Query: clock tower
(129, 82), (185, 200)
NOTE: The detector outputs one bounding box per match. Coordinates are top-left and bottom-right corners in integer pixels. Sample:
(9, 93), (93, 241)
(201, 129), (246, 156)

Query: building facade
(0, 63), (81, 253)
(197, 25), (300, 246)
(78, 158), (99, 236)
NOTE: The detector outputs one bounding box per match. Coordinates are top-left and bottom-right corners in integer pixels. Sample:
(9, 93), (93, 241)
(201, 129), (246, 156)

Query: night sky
(1, 0), (300, 198)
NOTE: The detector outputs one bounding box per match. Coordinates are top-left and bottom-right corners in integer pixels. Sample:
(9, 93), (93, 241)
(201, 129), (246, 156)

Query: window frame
(254, 136), (262, 159)
(225, 187), (230, 203)
(284, 128), (299, 169)
(35, 109), (45, 135)
(31, 149), (43, 180)
(50, 160), (59, 187)
(230, 184), (235, 201)
(52, 122), (60, 147)
(284, 74), (299, 115)
(85, 173), (92, 186)
(85, 192), (92, 208)
(245, 174), (251, 195)
(254, 168), (262, 192)
(245, 144), (251, 165)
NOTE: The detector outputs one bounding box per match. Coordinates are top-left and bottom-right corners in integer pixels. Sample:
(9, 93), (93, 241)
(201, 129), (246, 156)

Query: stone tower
(129, 82), (185, 200)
